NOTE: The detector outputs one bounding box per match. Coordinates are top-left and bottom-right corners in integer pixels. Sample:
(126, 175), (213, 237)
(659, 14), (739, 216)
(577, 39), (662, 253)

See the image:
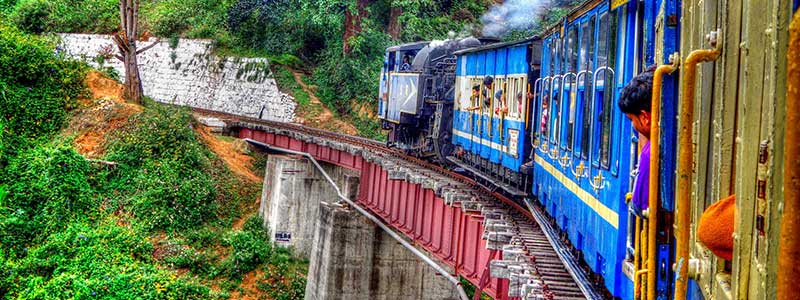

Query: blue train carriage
(529, 0), (644, 298)
(448, 37), (542, 198)
(378, 38), (495, 162)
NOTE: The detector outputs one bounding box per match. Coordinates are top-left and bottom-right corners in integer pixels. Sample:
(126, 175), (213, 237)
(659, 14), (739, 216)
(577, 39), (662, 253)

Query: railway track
(191, 108), (605, 300)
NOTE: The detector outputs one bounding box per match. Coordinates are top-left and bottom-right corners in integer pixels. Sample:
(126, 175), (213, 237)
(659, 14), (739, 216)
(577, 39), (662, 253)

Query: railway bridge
(199, 110), (602, 300)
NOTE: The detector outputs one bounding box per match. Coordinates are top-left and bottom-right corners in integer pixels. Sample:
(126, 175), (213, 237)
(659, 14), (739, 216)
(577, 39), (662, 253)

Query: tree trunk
(387, 4), (402, 40)
(342, 0), (370, 55)
(114, 0), (157, 105)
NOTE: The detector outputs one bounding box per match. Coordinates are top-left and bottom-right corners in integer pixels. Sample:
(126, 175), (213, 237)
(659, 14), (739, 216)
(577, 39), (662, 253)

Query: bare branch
(115, 54), (124, 62)
(136, 38), (161, 54)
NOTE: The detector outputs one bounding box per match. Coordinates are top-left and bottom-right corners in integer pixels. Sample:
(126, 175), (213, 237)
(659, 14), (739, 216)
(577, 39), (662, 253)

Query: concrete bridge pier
(259, 154), (460, 300)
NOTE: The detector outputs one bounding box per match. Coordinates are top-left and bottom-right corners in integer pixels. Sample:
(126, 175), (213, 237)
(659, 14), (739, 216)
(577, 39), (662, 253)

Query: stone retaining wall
(58, 34), (296, 122)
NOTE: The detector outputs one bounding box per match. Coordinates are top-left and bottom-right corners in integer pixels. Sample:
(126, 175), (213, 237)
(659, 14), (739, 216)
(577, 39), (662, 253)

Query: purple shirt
(632, 141), (650, 212)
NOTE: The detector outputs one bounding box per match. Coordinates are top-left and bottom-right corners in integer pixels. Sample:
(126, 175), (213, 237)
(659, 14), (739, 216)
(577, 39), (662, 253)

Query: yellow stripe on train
(534, 155), (619, 229)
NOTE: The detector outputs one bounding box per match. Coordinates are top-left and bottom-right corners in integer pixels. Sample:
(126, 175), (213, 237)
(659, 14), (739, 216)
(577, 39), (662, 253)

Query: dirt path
(195, 125), (262, 183)
(67, 71), (142, 158)
(289, 69), (359, 135)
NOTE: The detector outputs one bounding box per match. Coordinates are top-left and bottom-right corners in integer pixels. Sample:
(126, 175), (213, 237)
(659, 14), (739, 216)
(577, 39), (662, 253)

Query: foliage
(350, 114), (385, 141)
(1, 219), (212, 299)
(8, 0), (118, 34)
(143, 0), (234, 40)
(227, 0), (323, 58)
(0, 28), (306, 299)
(0, 145), (94, 257)
(312, 25), (389, 115)
(0, 24), (87, 165)
(216, 216), (272, 279)
(105, 104), (219, 231)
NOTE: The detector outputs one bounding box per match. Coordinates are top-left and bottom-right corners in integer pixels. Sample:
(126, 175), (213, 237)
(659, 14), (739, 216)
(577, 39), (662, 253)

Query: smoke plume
(480, 0), (552, 37)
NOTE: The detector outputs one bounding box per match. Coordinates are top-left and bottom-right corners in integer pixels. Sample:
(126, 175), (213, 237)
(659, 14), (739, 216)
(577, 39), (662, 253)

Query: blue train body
(378, 0), (697, 298)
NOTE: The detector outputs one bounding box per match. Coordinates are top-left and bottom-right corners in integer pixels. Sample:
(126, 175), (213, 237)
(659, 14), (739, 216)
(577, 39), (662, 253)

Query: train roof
(541, 0), (606, 38)
(386, 41), (430, 52)
(387, 37), (501, 52)
(451, 36), (541, 56)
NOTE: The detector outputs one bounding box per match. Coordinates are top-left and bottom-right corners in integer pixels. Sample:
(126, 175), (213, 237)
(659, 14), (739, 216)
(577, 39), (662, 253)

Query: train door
(678, 0), (791, 300)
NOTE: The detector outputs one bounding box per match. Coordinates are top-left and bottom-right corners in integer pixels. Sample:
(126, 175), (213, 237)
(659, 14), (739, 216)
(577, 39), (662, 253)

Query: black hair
(618, 65), (657, 115)
(472, 85), (480, 91)
(483, 75), (494, 85)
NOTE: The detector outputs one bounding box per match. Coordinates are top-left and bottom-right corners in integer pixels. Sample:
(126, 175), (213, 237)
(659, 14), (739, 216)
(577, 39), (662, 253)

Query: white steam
(481, 0), (551, 37)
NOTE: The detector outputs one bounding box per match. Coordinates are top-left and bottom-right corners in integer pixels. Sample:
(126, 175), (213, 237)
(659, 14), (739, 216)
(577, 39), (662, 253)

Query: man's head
(619, 65), (656, 138)
(483, 76), (494, 88)
(472, 85), (480, 94)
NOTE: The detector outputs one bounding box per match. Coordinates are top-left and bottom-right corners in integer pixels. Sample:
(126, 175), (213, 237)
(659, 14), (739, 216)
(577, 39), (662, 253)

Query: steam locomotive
(379, 0), (799, 299)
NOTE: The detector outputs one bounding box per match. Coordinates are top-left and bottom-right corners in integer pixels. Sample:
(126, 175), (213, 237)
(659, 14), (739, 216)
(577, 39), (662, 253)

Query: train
(378, 0), (799, 300)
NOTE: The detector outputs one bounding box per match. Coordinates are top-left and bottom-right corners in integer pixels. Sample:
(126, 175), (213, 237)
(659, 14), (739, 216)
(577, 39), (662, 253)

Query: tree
(342, 0), (370, 55)
(387, 1), (402, 40)
(113, 0), (158, 105)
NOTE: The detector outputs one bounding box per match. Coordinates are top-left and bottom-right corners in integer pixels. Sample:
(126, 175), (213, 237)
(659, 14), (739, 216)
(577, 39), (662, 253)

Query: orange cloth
(697, 194), (736, 260)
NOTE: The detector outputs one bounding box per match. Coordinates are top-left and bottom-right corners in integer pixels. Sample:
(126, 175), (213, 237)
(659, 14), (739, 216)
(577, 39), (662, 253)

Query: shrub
(143, 0), (233, 39)
(216, 215), (271, 279)
(8, 0), (52, 34)
(106, 104), (219, 231)
(0, 145), (94, 257)
(9, 0), (118, 34)
(2, 220), (212, 299)
(0, 24), (87, 160)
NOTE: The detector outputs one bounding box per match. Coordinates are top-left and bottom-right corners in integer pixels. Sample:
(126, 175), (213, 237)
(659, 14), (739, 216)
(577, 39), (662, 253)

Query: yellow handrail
(778, 11), (800, 300)
(675, 48), (720, 300)
(647, 62), (679, 300)
(526, 83), (532, 130)
(640, 218), (649, 300)
(633, 214), (642, 299)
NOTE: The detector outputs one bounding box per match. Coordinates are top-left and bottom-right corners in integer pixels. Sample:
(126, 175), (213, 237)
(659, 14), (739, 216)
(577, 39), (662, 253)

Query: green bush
(0, 145), (94, 257)
(8, 0), (118, 34)
(143, 0), (233, 39)
(106, 104), (219, 231)
(216, 215), (271, 279)
(2, 220), (212, 299)
(0, 24), (87, 159)
(8, 0), (52, 34)
(312, 27), (389, 115)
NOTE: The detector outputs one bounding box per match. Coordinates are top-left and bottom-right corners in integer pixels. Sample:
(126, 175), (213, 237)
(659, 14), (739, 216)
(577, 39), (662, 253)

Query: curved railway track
(191, 108), (606, 300)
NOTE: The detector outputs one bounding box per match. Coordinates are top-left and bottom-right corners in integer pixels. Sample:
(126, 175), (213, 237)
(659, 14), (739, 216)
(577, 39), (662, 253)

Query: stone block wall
(57, 34), (296, 122)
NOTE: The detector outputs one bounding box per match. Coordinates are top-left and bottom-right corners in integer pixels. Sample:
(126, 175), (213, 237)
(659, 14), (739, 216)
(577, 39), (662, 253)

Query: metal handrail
(531, 78), (543, 148)
(645, 58), (679, 300)
(675, 44), (720, 300)
(550, 74), (564, 147)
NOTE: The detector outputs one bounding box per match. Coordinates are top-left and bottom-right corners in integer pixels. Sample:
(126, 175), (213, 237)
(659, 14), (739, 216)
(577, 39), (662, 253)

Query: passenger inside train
(618, 65), (656, 217)
(466, 85), (481, 111)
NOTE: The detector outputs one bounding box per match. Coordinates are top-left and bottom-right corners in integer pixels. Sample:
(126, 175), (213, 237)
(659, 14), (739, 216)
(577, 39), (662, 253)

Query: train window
(598, 13), (610, 70)
(580, 17), (596, 160)
(598, 11), (616, 169)
(507, 78), (516, 119)
(616, 7), (628, 85)
(565, 27), (579, 150)
(567, 28), (578, 73)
